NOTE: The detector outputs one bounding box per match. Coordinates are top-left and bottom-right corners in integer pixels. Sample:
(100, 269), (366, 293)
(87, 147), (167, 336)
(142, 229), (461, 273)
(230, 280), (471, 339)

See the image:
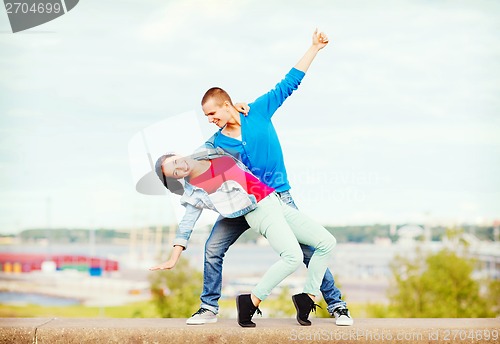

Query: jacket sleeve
(173, 203), (203, 250)
(249, 67), (305, 120)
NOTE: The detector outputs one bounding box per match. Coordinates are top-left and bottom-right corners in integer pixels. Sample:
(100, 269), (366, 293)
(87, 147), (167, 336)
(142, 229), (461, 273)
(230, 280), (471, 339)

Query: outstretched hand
(312, 29), (329, 50)
(149, 259), (177, 271)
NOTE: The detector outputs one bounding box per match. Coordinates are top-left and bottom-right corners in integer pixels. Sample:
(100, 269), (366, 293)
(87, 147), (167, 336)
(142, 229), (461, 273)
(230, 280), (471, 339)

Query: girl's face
(161, 155), (194, 179)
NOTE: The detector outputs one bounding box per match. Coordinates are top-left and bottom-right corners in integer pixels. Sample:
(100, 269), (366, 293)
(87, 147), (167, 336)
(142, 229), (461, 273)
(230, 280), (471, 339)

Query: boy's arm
(250, 29), (329, 119)
(294, 29), (329, 73)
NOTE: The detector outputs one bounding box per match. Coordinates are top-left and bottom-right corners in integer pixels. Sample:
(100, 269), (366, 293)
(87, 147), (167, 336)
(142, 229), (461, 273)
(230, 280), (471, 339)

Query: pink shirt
(189, 156), (274, 203)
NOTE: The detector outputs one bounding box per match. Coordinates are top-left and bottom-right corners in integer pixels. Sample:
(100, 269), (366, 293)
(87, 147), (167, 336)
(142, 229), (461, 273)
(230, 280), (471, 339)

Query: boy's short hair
(154, 154), (184, 195)
(201, 87), (233, 107)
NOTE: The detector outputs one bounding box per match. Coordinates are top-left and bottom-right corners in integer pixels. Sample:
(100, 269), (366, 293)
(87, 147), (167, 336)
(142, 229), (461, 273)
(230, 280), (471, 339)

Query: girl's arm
(149, 245), (184, 270)
(150, 202), (203, 271)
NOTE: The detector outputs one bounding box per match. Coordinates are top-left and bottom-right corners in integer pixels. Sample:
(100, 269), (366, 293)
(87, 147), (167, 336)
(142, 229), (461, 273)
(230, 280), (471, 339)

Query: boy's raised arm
(294, 29), (329, 73)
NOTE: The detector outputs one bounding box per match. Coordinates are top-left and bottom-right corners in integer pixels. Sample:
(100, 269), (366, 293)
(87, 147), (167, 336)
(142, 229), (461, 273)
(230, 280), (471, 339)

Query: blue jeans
(200, 190), (346, 314)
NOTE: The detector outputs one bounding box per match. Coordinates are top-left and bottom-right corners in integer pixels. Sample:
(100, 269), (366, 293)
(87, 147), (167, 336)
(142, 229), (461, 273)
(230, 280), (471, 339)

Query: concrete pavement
(0, 318), (499, 344)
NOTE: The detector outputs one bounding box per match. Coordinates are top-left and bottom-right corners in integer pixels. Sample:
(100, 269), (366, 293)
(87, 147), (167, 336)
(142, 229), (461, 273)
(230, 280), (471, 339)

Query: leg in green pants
(244, 193), (336, 301)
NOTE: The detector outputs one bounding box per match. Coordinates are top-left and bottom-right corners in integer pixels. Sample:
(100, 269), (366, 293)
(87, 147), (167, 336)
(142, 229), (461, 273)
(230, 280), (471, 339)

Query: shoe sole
(292, 296), (312, 326)
(186, 318), (217, 325)
(236, 295), (256, 328)
(335, 318), (354, 326)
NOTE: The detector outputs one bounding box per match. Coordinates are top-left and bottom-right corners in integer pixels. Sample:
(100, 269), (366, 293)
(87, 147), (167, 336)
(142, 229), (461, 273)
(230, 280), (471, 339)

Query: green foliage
(486, 279), (500, 315)
(0, 300), (160, 318)
(265, 286), (296, 317)
(148, 257), (203, 318)
(365, 303), (394, 318)
(388, 247), (494, 317)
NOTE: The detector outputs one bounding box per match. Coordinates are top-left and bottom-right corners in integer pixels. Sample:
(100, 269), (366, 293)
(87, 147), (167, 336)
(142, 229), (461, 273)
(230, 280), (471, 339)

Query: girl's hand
(234, 102), (250, 116)
(149, 259), (177, 271)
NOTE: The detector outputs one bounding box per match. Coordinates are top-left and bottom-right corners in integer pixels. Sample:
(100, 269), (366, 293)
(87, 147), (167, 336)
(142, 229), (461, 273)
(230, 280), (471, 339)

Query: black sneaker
(292, 293), (320, 326)
(236, 294), (262, 327)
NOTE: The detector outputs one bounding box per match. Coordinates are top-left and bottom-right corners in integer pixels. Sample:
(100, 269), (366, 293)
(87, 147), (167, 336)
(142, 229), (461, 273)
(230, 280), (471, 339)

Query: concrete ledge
(0, 318), (499, 344)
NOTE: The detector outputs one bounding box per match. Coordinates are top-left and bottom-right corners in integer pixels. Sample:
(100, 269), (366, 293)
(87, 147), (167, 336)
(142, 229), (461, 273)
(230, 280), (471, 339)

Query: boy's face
(202, 98), (231, 128)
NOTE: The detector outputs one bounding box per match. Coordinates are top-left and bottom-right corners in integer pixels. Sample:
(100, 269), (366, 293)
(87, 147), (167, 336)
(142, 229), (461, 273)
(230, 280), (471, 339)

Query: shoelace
(191, 308), (210, 317)
(311, 303), (322, 313)
(335, 308), (350, 317)
(251, 307), (263, 318)
(301, 302), (321, 318)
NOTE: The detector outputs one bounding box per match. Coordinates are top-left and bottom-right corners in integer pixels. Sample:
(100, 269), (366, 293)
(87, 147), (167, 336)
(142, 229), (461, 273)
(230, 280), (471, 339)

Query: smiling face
(161, 155), (193, 179)
(202, 98), (231, 128)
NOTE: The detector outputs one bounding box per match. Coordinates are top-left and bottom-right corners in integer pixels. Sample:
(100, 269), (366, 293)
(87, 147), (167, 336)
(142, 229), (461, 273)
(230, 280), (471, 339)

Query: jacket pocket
(208, 181), (255, 217)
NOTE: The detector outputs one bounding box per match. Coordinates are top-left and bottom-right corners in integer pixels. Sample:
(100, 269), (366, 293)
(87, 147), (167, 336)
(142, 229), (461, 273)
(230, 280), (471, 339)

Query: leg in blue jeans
(200, 215), (249, 314)
(277, 190), (346, 313)
(200, 190), (346, 314)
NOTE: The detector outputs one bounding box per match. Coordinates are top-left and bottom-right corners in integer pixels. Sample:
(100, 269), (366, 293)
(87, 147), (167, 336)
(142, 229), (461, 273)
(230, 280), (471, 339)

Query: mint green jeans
(244, 192), (337, 301)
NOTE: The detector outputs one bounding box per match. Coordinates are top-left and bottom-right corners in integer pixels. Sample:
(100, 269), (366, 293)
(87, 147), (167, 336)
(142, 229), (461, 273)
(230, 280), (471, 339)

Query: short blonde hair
(201, 87), (233, 107)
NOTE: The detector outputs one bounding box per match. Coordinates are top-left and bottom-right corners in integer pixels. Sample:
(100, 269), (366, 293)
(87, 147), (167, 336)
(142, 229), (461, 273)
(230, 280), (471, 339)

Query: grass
(1, 298), (379, 319)
(0, 300), (160, 318)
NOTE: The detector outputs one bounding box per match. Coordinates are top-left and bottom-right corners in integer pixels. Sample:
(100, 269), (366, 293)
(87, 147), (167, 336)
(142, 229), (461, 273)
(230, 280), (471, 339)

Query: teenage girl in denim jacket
(150, 149), (336, 327)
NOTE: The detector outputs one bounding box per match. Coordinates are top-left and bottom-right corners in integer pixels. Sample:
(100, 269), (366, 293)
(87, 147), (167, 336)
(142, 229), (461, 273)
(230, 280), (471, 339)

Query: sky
(1, 0), (499, 233)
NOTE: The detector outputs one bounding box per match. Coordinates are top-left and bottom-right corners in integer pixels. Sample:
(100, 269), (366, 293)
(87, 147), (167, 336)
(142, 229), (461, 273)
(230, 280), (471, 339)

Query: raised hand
(312, 29), (329, 51)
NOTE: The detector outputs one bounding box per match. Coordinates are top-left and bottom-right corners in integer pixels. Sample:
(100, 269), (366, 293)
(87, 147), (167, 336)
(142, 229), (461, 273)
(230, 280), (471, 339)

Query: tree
(388, 246), (494, 317)
(486, 279), (500, 315)
(265, 286), (297, 318)
(149, 257), (203, 318)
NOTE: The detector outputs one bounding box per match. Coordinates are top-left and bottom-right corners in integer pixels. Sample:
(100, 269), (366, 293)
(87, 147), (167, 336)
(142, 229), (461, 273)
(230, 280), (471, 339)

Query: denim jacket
(173, 148), (261, 249)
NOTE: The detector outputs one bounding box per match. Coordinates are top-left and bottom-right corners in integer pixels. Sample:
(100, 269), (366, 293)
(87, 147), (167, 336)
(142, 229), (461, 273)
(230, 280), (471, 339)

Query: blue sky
(1, 0), (499, 233)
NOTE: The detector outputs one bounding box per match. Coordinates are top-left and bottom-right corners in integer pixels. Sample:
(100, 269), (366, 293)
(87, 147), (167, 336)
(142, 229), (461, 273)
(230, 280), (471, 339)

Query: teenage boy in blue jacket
(190, 29), (353, 326)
